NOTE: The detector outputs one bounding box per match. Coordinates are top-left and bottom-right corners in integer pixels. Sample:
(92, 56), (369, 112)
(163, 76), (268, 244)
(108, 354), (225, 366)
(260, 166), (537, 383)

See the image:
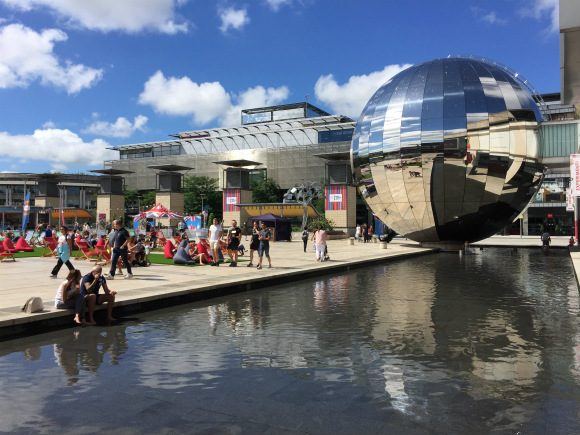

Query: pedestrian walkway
(0, 239), (433, 340)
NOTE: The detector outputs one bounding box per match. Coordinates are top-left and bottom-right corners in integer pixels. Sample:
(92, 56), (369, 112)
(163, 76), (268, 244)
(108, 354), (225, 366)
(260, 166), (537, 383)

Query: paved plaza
(0, 239), (432, 338)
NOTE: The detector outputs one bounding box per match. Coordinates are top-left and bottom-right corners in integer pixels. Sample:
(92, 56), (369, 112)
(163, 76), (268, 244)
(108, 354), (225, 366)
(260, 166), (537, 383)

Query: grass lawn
(148, 253), (249, 266)
(14, 247), (88, 259)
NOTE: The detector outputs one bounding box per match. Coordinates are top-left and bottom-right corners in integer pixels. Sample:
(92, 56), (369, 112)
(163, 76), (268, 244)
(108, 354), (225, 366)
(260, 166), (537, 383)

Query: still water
(0, 249), (579, 434)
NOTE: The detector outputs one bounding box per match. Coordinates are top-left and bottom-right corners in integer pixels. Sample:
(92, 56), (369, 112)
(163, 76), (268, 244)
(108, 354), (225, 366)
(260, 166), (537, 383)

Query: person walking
(227, 219), (241, 267)
(50, 226), (74, 278)
(362, 224), (369, 243)
(355, 224), (361, 242)
(106, 220), (133, 280)
(315, 226), (328, 262)
(301, 228), (309, 253)
(247, 221), (260, 267)
(257, 222), (272, 270)
(209, 218), (223, 266)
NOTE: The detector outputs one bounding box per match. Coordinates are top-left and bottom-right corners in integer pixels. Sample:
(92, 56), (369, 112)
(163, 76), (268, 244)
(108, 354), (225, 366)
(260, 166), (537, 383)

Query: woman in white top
(54, 269), (95, 325)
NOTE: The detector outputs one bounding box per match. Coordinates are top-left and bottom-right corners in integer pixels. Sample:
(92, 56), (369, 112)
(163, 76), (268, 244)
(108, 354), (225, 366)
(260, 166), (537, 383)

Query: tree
(124, 189), (156, 211)
(251, 178), (281, 203)
(183, 175), (222, 217)
(140, 191), (156, 209)
(307, 216), (335, 232)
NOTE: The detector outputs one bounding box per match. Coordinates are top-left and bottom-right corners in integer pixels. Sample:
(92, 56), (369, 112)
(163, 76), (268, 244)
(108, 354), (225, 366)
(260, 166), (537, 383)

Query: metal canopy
(212, 159), (262, 167)
(89, 169), (134, 175)
(313, 151), (351, 161)
(147, 164), (192, 172)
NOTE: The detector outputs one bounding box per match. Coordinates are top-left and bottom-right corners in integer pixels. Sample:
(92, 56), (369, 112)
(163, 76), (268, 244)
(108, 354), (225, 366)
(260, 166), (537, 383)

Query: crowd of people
(5, 218), (382, 327)
(354, 224), (374, 243)
(168, 219), (272, 269)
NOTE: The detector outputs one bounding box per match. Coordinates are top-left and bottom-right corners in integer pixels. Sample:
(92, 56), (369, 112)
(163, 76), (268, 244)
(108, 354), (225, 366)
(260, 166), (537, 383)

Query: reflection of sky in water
(0, 249), (578, 433)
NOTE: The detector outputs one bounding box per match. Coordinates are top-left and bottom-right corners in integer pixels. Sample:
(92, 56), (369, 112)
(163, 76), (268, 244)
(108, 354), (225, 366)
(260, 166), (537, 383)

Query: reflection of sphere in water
(351, 57), (545, 243)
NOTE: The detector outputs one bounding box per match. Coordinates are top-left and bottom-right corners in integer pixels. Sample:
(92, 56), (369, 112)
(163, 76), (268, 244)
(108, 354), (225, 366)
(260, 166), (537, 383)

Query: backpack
(22, 297), (44, 313)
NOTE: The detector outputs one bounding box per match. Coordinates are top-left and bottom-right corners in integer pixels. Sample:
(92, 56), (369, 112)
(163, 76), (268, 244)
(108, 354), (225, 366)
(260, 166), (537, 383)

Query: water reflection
(0, 249), (578, 434)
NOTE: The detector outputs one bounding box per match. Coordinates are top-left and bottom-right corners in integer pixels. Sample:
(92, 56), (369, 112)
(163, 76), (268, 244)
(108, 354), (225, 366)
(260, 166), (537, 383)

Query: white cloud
(0, 128), (116, 170)
(0, 0), (188, 34)
(84, 115), (148, 138)
(265, 0), (292, 11)
(0, 23), (102, 93)
(520, 0), (559, 33)
(139, 71), (231, 124)
(471, 7), (507, 25)
(314, 64), (412, 118)
(218, 7), (249, 33)
(138, 70), (288, 126)
(482, 12), (507, 25)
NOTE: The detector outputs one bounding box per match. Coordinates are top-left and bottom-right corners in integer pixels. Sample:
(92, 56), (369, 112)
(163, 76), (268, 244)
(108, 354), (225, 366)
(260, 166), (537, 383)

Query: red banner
(325, 185), (347, 211)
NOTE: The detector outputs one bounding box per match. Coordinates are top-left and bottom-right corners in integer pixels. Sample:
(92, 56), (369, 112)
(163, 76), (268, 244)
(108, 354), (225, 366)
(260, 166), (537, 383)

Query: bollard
(349, 237), (355, 246)
(380, 241), (388, 249)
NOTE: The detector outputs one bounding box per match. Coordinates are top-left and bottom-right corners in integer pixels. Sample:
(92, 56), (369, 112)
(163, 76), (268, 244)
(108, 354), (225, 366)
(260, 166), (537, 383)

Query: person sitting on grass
(132, 235), (147, 266)
(80, 265), (117, 324)
(173, 239), (197, 265)
(54, 269), (96, 325)
(196, 238), (213, 265)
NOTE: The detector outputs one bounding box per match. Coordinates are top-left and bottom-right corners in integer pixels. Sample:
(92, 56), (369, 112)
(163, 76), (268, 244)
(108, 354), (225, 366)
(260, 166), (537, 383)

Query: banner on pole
(566, 188), (575, 211)
(21, 192), (30, 233)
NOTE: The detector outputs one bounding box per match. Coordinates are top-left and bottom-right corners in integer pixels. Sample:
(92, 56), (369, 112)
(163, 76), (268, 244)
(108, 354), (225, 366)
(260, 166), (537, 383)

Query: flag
(21, 192), (30, 233)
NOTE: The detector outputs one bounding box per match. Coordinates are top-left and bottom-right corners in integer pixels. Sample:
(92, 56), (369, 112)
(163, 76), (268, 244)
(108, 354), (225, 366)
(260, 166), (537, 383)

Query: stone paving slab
(473, 235), (571, 248)
(0, 239), (433, 339)
(570, 250), (580, 286)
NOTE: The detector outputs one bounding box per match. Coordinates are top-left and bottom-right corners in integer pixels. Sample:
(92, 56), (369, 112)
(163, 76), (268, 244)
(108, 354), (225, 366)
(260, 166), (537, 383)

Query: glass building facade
(109, 103), (355, 192)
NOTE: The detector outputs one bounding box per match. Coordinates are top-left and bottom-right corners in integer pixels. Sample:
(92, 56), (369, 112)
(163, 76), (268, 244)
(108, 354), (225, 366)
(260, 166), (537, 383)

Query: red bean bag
(164, 240), (175, 259)
(2, 238), (17, 253)
(14, 237), (34, 252)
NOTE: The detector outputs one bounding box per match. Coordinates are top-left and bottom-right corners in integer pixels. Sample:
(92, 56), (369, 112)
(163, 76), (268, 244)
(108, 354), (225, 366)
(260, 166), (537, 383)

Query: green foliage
(306, 216), (335, 232)
(124, 189), (156, 210)
(141, 191), (156, 208)
(123, 189), (139, 208)
(251, 177), (281, 203)
(183, 175), (222, 217)
(312, 197), (325, 215)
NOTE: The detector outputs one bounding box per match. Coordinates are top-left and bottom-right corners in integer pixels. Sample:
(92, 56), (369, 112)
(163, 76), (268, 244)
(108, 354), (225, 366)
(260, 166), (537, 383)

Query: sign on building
(570, 154), (580, 196)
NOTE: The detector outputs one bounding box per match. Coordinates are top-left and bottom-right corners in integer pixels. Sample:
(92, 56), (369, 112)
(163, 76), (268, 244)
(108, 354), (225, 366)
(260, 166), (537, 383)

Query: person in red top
(196, 238), (213, 265)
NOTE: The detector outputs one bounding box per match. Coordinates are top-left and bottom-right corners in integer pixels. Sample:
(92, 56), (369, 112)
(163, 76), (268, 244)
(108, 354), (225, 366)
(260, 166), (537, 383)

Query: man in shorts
(257, 222), (272, 270)
(227, 219), (241, 267)
(80, 265), (117, 324)
(208, 218), (223, 266)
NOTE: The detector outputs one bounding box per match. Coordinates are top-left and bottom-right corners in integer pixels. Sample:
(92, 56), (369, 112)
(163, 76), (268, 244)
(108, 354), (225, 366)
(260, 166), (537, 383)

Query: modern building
(107, 102), (363, 231)
(108, 102), (355, 192)
(0, 173), (102, 228)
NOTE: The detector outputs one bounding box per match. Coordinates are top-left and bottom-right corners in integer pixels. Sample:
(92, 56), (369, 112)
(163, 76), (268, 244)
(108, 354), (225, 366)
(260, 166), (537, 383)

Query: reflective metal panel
(351, 57), (545, 243)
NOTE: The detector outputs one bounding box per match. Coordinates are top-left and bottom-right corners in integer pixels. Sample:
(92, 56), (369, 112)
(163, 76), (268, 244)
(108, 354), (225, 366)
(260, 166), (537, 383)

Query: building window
(120, 148), (153, 159)
(318, 129), (354, 143)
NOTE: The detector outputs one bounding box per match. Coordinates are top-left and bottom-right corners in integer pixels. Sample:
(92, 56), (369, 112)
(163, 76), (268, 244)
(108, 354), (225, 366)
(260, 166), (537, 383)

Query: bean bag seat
(14, 237), (34, 252)
(3, 238), (18, 253)
(164, 240), (175, 259)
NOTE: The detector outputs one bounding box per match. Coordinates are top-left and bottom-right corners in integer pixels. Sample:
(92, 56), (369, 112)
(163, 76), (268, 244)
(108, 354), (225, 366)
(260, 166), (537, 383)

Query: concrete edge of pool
(0, 247), (436, 342)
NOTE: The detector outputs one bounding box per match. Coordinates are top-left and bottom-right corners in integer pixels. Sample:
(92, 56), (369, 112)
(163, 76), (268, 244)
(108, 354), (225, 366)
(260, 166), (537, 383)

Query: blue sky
(0, 0), (560, 173)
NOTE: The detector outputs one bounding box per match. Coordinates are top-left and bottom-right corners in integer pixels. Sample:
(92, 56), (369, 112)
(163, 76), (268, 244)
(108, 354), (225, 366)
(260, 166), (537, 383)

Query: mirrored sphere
(351, 57), (545, 243)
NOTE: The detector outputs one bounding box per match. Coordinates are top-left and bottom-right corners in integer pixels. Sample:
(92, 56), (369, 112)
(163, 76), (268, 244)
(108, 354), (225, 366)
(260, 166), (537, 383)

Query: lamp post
(200, 193), (206, 227)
